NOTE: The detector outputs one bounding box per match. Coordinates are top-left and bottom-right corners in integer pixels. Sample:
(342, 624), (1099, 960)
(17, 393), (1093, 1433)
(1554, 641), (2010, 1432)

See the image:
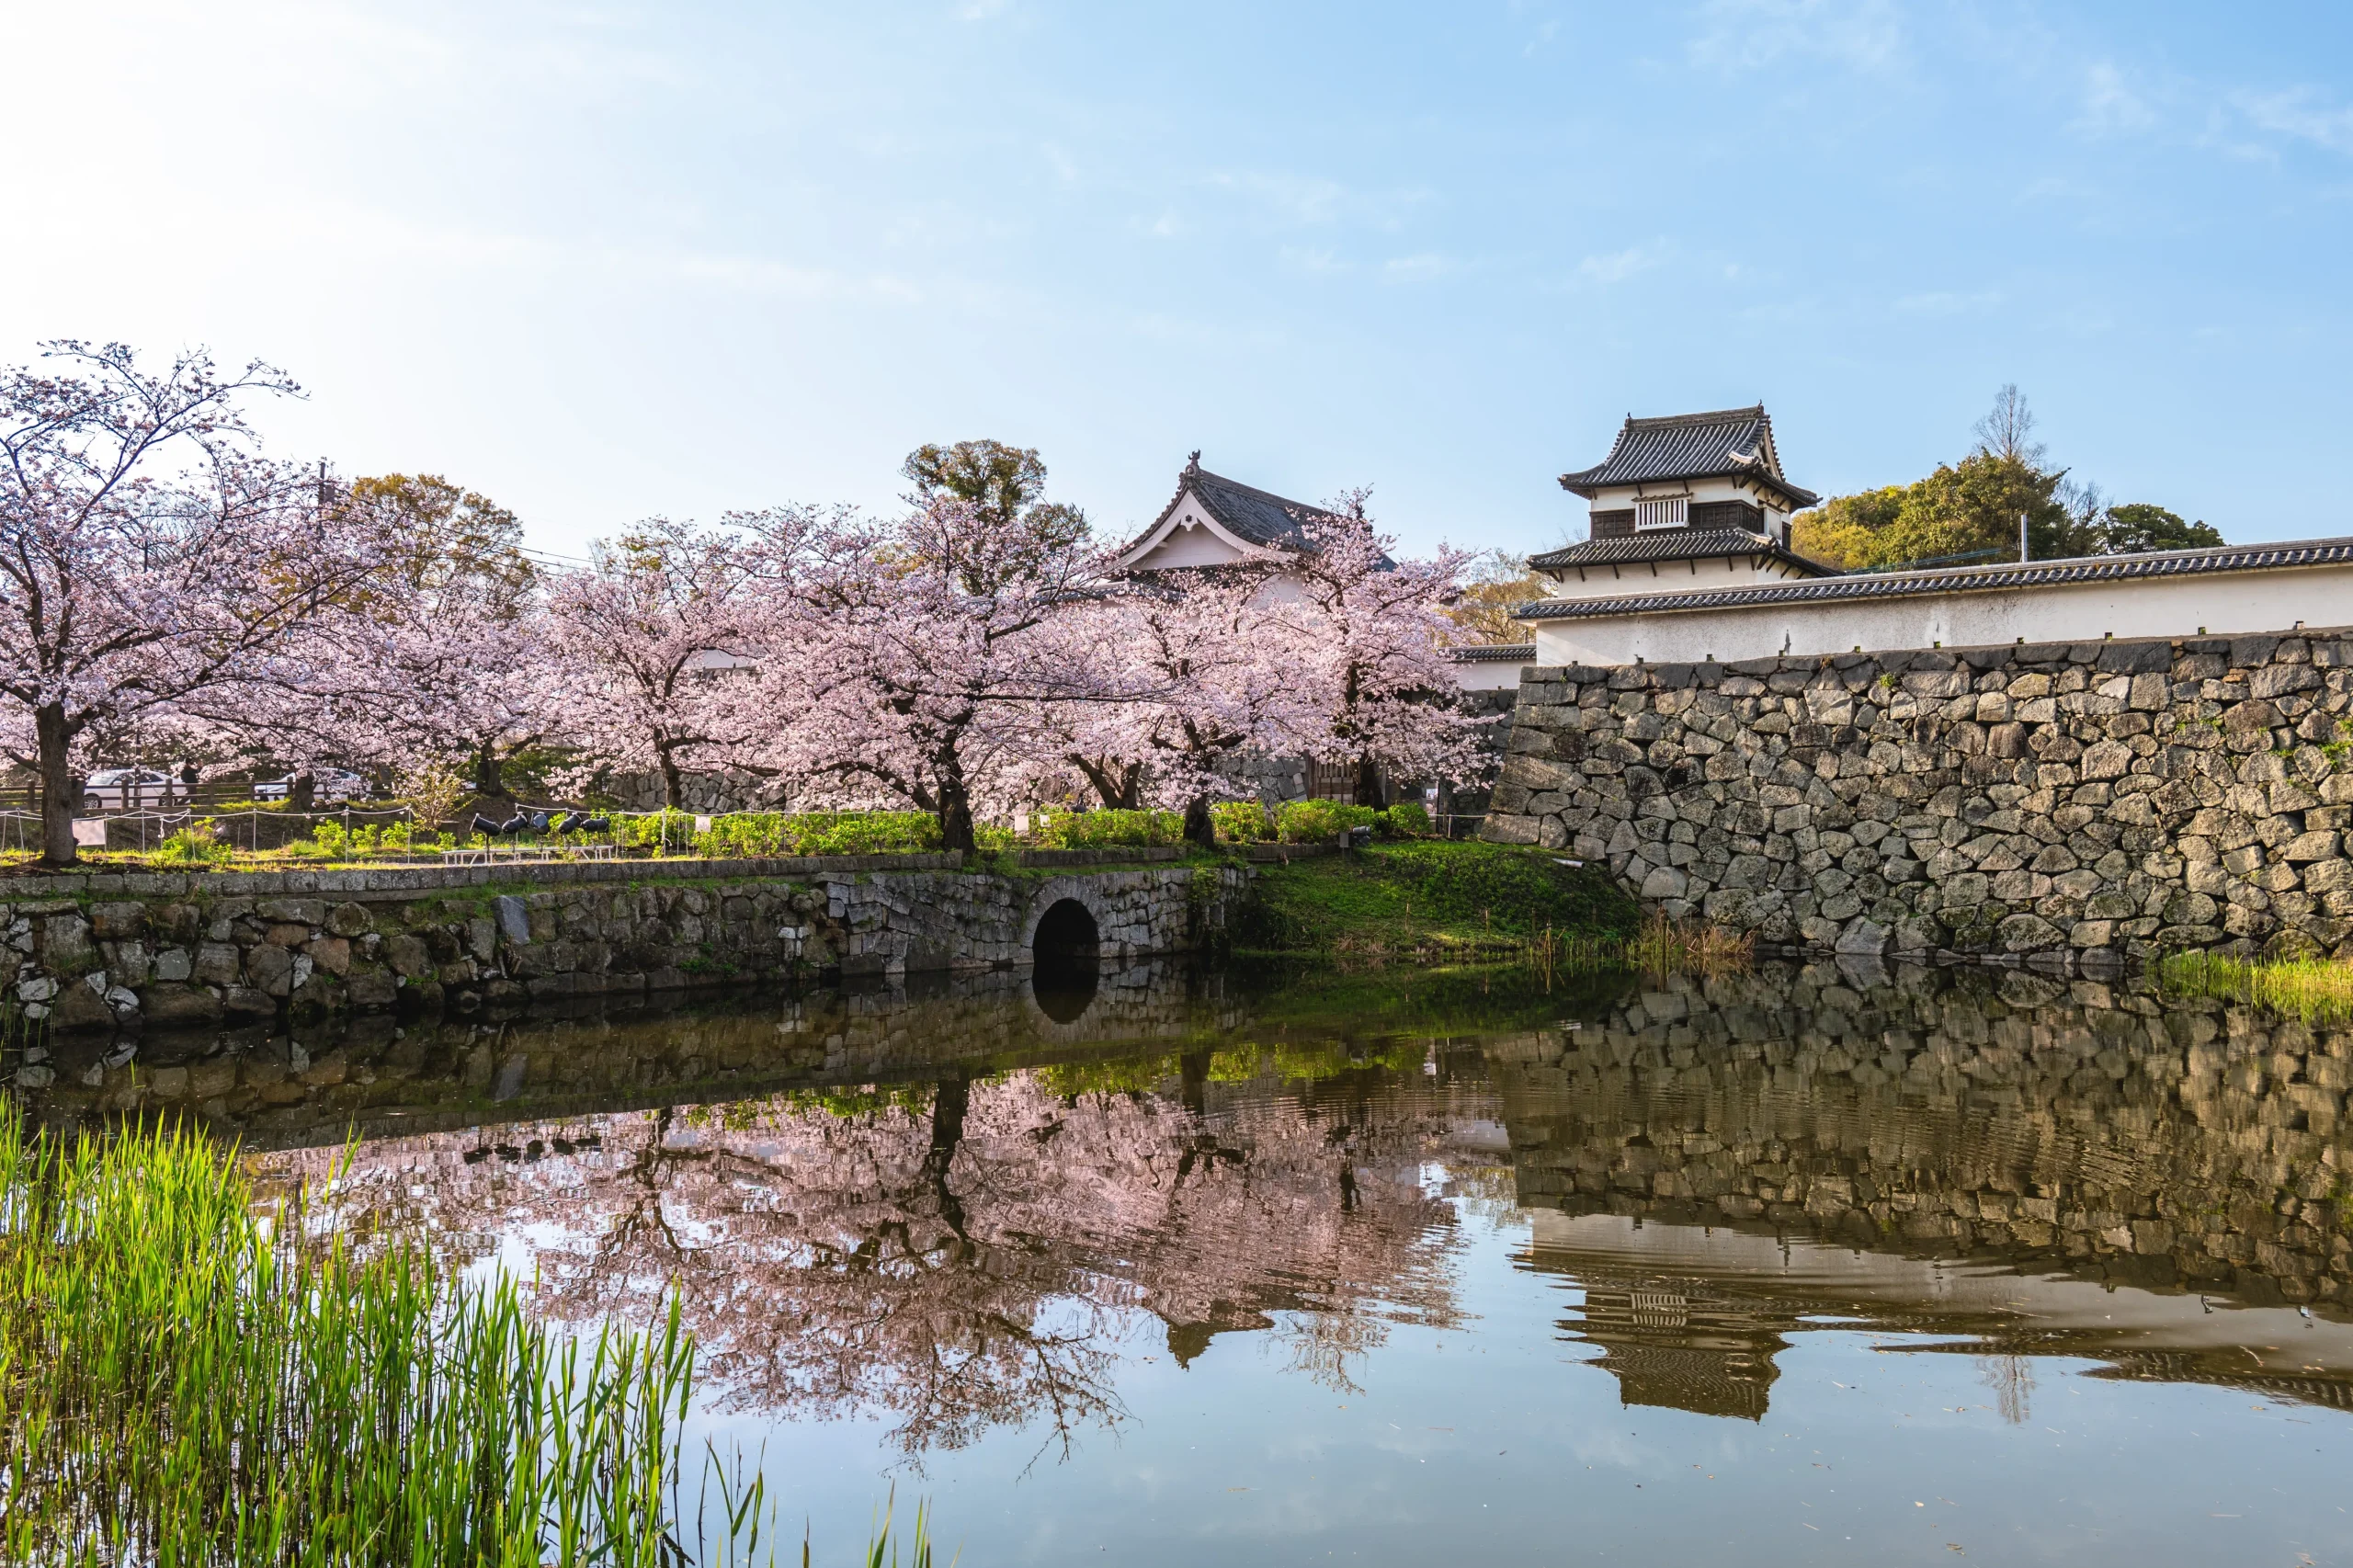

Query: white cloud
(1383, 253), (1451, 282)
(1893, 290), (2003, 316)
(2235, 86), (2353, 155)
(1208, 171), (1348, 225)
(1278, 245), (1348, 275)
(1688, 0), (1901, 75)
(1575, 245), (1661, 286)
(2075, 62), (2156, 135)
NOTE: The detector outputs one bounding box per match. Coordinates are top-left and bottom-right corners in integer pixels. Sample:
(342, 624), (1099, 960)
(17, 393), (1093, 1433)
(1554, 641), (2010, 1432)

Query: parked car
(253, 767), (371, 804)
(82, 767), (177, 811)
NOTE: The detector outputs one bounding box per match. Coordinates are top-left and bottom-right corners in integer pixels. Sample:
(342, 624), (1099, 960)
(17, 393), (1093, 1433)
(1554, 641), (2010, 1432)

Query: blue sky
(6, 1), (2351, 562)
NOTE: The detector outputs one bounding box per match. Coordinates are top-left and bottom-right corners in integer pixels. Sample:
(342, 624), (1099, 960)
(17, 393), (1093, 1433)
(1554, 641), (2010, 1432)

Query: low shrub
(1382, 801), (1433, 837)
(1276, 800), (1381, 844)
(153, 822), (233, 866)
(1027, 808), (1184, 849)
(303, 820), (440, 859)
(1211, 801), (1274, 842)
(691, 810), (942, 858)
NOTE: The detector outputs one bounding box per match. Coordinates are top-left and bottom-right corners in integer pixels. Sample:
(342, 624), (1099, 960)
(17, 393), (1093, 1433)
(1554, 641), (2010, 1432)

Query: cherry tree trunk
(658, 748), (686, 811)
(36, 703), (79, 868)
(1351, 755), (1384, 809)
(473, 743), (507, 801)
(935, 744), (978, 855)
(938, 790), (977, 856)
(1182, 793), (1216, 850)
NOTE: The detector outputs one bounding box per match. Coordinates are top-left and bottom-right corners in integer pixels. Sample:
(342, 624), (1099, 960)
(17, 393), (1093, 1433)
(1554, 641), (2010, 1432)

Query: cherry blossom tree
(737, 484), (1116, 854)
(1285, 490), (1486, 806)
(300, 584), (565, 800)
(1064, 574), (1314, 846)
(544, 518), (762, 810)
(251, 480), (563, 801)
(0, 342), (388, 864)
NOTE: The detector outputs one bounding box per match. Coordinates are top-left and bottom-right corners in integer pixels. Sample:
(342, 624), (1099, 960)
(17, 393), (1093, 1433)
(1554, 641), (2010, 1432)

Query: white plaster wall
(1586, 477), (1790, 533)
(1126, 500), (1256, 569)
(1527, 560), (2353, 666)
(1536, 553), (1808, 600)
(1586, 477), (1756, 508)
(1450, 658), (1534, 691)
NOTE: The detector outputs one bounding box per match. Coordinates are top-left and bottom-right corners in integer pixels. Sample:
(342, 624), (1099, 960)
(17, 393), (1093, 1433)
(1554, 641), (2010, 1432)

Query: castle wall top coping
(0, 845), (1191, 903)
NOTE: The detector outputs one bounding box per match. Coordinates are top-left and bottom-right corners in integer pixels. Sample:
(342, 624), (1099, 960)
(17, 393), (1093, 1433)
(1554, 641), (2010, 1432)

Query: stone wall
(1483, 631), (2353, 961)
(0, 852), (1251, 1037)
(1485, 961), (2353, 1306)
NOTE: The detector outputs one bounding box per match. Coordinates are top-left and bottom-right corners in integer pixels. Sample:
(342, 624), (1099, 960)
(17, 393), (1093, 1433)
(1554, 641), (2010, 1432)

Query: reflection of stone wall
(1489, 961), (2353, 1305)
(2, 858), (1251, 1035)
(21, 961), (1247, 1146)
(1483, 635), (2353, 960)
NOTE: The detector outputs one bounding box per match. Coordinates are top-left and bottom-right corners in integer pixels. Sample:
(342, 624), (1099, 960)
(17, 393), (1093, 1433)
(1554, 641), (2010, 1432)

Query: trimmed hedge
(688, 810), (943, 857)
(1026, 808), (1185, 848)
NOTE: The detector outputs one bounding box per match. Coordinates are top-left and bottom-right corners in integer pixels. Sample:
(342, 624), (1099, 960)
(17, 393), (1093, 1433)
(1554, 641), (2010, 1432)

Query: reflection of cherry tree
(299, 1065), (1474, 1460)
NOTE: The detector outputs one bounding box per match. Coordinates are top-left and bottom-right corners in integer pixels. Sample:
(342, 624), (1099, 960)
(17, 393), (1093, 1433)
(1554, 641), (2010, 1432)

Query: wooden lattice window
(1633, 495), (1689, 531)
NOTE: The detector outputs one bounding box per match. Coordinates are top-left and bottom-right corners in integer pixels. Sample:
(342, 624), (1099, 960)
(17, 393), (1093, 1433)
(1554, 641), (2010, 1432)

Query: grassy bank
(2155, 949), (2353, 1024)
(1233, 840), (1644, 962)
(0, 1119), (925, 1566)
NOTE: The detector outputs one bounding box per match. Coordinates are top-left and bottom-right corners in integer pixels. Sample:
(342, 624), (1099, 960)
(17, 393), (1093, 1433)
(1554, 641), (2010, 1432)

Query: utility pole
(2019, 511), (2029, 564)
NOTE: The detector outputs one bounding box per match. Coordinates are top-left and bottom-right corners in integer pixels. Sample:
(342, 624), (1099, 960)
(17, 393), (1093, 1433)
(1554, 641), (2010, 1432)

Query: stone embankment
(0, 850), (1250, 1036)
(1483, 631), (2353, 961)
(1488, 962), (2353, 1306)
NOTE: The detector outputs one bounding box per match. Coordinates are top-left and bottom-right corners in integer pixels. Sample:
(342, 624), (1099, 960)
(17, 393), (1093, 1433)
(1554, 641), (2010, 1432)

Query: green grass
(0, 1118), (932, 1566)
(1233, 840), (1643, 960)
(2155, 949), (2353, 1023)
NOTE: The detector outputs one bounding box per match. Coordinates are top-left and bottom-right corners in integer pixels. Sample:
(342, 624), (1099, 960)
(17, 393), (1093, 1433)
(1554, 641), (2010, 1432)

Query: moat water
(27, 958), (2353, 1564)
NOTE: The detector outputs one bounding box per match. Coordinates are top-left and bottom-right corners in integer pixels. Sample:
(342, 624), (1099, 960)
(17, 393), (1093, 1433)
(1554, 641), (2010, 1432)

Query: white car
(253, 767), (372, 803)
(82, 767), (178, 811)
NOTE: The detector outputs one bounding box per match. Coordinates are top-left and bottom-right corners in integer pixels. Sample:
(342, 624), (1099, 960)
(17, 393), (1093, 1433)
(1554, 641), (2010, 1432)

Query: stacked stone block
(0, 860), (1250, 1036)
(1483, 632), (2353, 960)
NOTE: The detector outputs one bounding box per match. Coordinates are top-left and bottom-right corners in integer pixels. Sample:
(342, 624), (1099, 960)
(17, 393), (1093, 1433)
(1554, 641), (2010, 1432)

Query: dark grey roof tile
(1512, 537), (2353, 621)
(1559, 406), (1820, 508)
(1529, 529), (1833, 574)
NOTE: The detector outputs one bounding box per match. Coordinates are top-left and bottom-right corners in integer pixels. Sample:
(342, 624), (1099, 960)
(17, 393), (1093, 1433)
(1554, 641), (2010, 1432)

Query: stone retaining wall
(0, 853), (1250, 1036)
(1483, 631), (2353, 961)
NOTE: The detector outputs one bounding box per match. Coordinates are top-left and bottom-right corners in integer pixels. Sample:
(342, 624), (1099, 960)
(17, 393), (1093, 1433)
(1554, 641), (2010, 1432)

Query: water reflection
(18, 956), (2353, 1449)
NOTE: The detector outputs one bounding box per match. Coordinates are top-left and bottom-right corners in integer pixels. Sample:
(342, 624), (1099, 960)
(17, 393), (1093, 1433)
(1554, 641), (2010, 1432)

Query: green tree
(1443, 548), (1551, 643)
(1790, 386), (2222, 570)
(2096, 503), (2223, 554)
(1796, 452), (2081, 570)
(348, 472), (536, 610)
(901, 439), (1089, 585)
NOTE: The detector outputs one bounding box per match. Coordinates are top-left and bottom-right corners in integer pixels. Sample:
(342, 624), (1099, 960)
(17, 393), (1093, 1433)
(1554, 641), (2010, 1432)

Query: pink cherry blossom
(0, 342), (389, 862)
(545, 518), (765, 810)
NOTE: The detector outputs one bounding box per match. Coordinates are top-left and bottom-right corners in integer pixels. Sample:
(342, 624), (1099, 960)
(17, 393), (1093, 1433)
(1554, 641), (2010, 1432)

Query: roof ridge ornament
(1186, 449), (1201, 474)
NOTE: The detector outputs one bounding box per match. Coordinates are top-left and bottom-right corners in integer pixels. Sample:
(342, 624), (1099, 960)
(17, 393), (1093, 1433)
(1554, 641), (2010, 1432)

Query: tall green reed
(2155, 949), (2353, 1024)
(0, 1118), (926, 1566)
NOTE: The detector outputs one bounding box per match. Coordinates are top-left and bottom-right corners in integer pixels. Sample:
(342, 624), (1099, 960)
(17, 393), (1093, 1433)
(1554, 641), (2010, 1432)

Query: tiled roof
(1511, 537), (2353, 621)
(1117, 458), (1339, 562)
(1183, 467), (1337, 550)
(1116, 455), (1399, 571)
(1559, 406), (1820, 509)
(1447, 642), (1536, 662)
(1529, 529), (1832, 574)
